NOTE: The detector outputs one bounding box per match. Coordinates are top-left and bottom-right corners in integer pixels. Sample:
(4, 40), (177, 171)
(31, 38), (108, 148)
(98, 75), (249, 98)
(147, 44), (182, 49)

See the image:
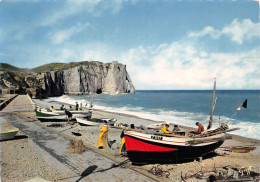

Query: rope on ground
(53, 159), (130, 181)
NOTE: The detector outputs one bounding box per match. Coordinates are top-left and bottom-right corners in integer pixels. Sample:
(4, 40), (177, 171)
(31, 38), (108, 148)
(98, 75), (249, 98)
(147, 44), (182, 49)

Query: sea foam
(49, 94), (260, 140)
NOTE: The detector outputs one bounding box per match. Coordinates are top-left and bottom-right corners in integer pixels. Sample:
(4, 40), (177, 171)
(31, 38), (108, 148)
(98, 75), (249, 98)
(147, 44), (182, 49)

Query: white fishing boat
(35, 107), (92, 122)
(52, 109), (93, 115)
(76, 118), (117, 126)
(0, 128), (19, 141)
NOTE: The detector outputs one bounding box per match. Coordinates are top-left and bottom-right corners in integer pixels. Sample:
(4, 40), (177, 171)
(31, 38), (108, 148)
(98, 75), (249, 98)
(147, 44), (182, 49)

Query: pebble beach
(1, 94), (260, 182)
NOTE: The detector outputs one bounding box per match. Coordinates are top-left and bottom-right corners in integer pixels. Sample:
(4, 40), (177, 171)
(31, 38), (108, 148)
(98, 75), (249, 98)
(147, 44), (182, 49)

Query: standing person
(80, 103), (83, 110)
(75, 102), (79, 111)
(194, 122), (204, 134)
(120, 124), (135, 156)
(161, 124), (172, 134)
(97, 121), (109, 149)
(120, 130), (126, 156)
(65, 109), (73, 125)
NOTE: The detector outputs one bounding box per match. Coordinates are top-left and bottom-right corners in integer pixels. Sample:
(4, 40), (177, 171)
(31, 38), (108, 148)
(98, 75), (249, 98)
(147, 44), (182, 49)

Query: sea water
(47, 90), (260, 140)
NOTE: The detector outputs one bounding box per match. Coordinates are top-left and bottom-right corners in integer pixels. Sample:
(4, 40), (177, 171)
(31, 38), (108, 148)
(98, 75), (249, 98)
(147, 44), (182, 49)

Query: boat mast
(207, 78), (216, 130)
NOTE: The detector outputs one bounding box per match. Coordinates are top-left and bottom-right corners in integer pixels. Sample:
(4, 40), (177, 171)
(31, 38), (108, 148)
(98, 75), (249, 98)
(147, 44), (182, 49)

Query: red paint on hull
(125, 135), (178, 152)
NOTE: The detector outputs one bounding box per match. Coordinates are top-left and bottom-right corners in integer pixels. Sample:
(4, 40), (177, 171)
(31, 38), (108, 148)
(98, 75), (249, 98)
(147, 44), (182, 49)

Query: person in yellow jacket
(98, 120), (109, 149)
(161, 124), (172, 134)
(50, 106), (55, 111)
(120, 124), (135, 156)
(120, 130), (126, 156)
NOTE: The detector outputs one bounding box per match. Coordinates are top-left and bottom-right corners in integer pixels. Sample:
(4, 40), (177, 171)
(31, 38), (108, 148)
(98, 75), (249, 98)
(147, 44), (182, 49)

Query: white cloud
(188, 19), (260, 44)
(119, 42), (260, 90)
(48, 22), (90, 44)
(222, 19), (260, 44)
(9, 36), (259, 90)
(40, 0), (102, 26)
(40, 0), (128, 26)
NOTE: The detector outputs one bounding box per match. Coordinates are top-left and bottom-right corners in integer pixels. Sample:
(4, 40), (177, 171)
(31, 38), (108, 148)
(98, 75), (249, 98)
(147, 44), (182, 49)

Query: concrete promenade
(1, 95), (35, 112)
(1, 95), (155, 182)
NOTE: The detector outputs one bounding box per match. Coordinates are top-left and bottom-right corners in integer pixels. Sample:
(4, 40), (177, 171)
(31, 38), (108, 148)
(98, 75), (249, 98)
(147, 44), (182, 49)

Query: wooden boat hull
(124, 131), (224, 163)
(36, 110), (92, 122)
(76, 118), (100, 126)
(0, 128), (19, 141)
(35, 110), (59, 117)
(76, 118), (117, 126)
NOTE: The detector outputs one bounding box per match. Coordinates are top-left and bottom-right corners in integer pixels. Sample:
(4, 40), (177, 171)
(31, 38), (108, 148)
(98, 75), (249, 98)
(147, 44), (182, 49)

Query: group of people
(50, 104), (205, 154)
(161, 124), (181, 134)
(49, 103), (80, 125)
(98, 121), (204, 157)
(50, 102), (83, 112)
(97, 121), (135, 157)
(161, 122), (205, 134)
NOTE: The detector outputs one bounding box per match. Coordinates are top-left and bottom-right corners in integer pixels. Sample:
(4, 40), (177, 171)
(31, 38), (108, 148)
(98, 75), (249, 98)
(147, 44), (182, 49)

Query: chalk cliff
(0, 61), (135, 97)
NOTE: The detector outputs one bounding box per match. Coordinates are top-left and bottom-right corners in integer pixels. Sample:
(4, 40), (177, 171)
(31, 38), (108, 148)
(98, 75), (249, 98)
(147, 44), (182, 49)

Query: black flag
(242, 99), (247, 109)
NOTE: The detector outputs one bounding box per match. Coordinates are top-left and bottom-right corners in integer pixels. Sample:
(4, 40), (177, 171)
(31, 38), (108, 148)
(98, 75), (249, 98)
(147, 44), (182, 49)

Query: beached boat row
(31, 79), (245, 164)
(35, 107), (92, 121)
(35, 106), (118, 126)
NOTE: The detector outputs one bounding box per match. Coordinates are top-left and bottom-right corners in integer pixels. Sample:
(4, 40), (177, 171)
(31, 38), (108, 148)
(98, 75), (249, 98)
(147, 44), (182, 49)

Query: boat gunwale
(125, 131), (188, 145)
(125, 131), (226, 146)
(0, 128), (19, 134)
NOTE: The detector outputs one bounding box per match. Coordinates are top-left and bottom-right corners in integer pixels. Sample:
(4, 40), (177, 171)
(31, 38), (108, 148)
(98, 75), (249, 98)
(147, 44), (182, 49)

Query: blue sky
(1, 0), (260, 89)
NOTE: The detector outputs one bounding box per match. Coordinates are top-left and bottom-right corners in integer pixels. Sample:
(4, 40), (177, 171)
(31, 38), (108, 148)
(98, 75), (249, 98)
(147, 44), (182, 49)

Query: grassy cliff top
(1, 61), (109, 73)
(0, 63), (29, 72)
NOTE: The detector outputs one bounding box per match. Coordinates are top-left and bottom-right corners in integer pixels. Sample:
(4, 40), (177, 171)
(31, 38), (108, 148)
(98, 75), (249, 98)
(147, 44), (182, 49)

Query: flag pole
(226, 110), (238, 125)
(226, 99), (247, 125)
(207, 78), (216, 130)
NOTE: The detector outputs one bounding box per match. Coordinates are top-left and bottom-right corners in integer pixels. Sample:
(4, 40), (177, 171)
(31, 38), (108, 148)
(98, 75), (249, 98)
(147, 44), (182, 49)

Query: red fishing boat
(124, 128), (233, 163)
(124, 79), (243, 163)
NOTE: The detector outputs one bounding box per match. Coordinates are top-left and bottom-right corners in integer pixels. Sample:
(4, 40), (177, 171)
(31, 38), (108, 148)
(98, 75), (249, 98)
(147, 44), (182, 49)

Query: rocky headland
(0, 61), (135, 98)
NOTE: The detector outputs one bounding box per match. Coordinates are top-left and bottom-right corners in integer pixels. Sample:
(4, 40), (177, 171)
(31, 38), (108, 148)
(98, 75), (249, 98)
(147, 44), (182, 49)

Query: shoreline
(32, 98), (260, 180)
(2, 95), (260, 181)
(34, 97), (260, 143)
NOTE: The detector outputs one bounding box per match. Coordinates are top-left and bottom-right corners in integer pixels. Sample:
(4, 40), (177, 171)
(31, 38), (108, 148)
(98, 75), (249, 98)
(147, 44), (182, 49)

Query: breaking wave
(48, 94), (260, 140)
